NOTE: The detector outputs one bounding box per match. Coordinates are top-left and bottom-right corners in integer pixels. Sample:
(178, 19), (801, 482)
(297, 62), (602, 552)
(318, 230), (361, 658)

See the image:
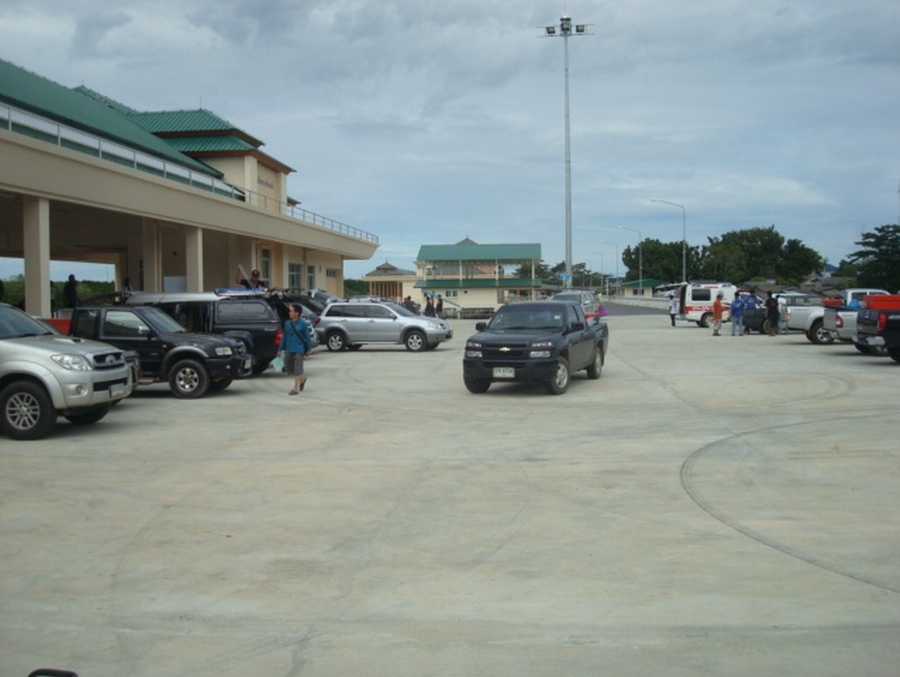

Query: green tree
(849, 224), (900, 292)
(777, 239), (824, 285)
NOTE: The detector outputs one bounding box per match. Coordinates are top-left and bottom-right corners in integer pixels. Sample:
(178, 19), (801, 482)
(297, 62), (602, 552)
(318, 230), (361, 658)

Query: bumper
(54, 368), (133, 410)
(857, 334), (885, 347)
(464, 359), (557, 383)
(208, 355), (253, 381)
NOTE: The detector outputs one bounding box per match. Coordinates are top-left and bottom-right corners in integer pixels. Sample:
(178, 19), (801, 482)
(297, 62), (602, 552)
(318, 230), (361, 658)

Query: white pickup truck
(783, 288), (889, 344)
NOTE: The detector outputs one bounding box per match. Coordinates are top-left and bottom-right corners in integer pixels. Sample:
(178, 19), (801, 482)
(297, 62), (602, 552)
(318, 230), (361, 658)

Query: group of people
(711, 289), (781, 337)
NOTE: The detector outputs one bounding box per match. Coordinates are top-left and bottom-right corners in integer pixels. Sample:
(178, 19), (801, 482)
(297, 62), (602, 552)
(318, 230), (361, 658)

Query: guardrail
(0, 102), (378, 245)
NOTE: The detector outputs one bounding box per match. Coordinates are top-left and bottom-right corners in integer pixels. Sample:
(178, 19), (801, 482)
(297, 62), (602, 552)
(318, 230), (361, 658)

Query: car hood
(467, 328), (563, 344)
(5, 334), (121, 355)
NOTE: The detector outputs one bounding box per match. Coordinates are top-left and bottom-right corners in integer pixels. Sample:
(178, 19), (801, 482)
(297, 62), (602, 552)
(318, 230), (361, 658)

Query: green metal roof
(164, 135), (256, 153)
(417, 242), (542, 262)
(129, 110), (263, 147)
(416, 278), (542, 289)
(0, 59), (220, 177)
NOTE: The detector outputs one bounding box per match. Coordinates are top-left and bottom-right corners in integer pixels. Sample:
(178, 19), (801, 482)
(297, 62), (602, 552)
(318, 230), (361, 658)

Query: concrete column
(184, 226), (204, 292)
(141, 219), (161, 292)
(22, 196), (52, 316)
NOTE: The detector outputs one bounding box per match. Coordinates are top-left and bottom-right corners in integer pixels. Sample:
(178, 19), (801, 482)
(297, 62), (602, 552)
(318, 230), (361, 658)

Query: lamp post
(543, 15), (589, 288)
(652, 199), (686, 283)
(617, 226), (643, 297)
(590, 251), (604, 296)
(601, 240), (619, 292)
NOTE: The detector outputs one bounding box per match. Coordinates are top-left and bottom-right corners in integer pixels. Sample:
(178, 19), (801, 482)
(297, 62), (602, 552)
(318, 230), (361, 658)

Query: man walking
(278, 303), (313, 395)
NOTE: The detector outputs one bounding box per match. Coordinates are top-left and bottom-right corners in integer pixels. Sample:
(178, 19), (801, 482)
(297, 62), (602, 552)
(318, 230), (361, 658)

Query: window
(306, 266), (316, 290)
(259, 247), (272, 285)
(445, 290), (458, 298)
(693, 289), (711, 302)
(326, 268), (339, 279)
(365, 305), (393, 319)
(288, 263), (303, 289)
(103, 310), (145, 337)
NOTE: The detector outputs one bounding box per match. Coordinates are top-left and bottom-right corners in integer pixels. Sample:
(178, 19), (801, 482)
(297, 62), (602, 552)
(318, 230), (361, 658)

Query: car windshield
(137, 306), (189, 333)
(488, 306), (565, 331)
(0, 305), (57, 339)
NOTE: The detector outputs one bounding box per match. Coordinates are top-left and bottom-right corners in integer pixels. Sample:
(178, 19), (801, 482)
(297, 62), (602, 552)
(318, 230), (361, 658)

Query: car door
(364, 304), (400, 343)
(327, 304), (369, 343)
(99, 308), (165, 378)
(567, 304), (593, 367)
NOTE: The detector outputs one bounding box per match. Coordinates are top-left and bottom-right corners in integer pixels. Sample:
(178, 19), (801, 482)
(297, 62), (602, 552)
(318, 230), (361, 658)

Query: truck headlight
(529, 350), (552, 358)
(52, 354), (92, 371)
(465, 341), (482, 358)
(215, 346), (234, 356)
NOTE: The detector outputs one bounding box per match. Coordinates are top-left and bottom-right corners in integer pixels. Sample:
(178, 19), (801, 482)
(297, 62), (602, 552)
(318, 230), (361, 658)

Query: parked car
(315, 301), (453, 352)
(551, 290), (597, 316)
(0, 303), (133, 440)
(124, 292), (283, 374)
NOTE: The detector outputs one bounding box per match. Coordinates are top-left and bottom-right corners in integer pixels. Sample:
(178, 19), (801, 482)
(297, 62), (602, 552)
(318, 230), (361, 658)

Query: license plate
(493, 367), (515, 379)
(110, 384), (127, 398)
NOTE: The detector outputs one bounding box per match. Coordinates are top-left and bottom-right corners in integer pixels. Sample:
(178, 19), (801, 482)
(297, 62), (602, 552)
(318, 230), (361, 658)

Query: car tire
(546, 357), (571, 395)
(854, 342), (885, 356)
(251, 359), (271, 375)
(404, 330), (427, 352)
(807, 319), (834, 344)
(464, 377), (491, 393)
(208, 377), (233, 392)
(0, 380), (58, 440)
(699, 313), (712, 328)
(64, 404), (111, 425)
(586, 346), (603, 379)
(169, 359), (210, 398)
(326, 331), (347, 351)
(887, 346), (900, 363)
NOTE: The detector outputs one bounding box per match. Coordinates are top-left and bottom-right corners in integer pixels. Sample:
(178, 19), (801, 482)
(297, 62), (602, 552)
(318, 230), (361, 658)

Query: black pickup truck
(69, 305), (253, 397)
(463, 300), (609, 395)
(856, 296), (900, 363)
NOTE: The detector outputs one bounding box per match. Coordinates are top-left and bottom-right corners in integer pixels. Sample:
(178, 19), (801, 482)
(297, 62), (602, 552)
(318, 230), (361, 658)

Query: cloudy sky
(1, 0), (898, 281)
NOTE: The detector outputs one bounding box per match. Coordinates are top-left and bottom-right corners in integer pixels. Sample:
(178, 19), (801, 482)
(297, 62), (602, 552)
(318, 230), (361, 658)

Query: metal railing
(0, 102), (378, 244)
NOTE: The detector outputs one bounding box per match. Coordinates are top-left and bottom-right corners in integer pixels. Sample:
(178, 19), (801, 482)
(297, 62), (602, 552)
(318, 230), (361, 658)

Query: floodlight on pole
(652, 199), (687, 283)
(543, 15), (590, 288)
(617, 226), (643, 296)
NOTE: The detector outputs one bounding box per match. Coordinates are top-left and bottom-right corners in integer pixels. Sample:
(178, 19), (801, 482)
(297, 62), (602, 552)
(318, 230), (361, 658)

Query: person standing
(667, 293), (678, 327)
(424, 297), (435, 317)
(765, 290), (780, 337)
(436, 295), (444, 318)
(712, 291), (724, 336)
(63, 274), (79, 308)
(730, 293), (745, 336)
(236, 267), (265, 290)
(278, 303), (312, 395)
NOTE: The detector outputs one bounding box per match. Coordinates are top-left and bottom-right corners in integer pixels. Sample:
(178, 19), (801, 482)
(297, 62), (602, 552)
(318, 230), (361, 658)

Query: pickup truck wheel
(546, 357), (571, 395)
(586, 346), (603, 379)
(699, 313), (712, 328)
(404, 330), (427, 352)
(854, 342), (885, 356)
(464, 377), (491, 393)
(0, 381), (57, 440)
(169, 359), (210, 398)
(251, 359), (271, 375)
(326, 331), (347, 351)
(807, 319), (834, 344)
(64, 404), (111, 425)
(887, 346), (900, 363)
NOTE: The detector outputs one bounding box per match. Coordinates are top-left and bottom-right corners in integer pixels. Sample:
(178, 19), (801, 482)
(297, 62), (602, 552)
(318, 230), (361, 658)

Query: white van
(674, 282), (737, 327)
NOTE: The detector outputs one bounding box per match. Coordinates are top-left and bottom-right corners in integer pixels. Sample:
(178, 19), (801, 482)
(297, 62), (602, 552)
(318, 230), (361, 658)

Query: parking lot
(2, 304), (898, 676)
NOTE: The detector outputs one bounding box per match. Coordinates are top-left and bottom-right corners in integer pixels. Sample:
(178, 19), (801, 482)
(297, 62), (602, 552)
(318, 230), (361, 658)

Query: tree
(849, 225), (900, 292)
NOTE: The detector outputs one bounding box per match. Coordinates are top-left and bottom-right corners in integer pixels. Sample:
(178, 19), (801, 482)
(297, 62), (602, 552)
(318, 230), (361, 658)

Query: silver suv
(315, 302), (453, 352)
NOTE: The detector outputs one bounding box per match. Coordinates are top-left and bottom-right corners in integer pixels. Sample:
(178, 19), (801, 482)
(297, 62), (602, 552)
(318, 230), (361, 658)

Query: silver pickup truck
(783, 288), (888, 344)
(0, 303), (133, 440)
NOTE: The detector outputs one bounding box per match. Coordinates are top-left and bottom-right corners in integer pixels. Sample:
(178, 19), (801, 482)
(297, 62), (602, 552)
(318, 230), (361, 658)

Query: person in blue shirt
(278, 303), (313, 395)
(730, 293), (746, 336)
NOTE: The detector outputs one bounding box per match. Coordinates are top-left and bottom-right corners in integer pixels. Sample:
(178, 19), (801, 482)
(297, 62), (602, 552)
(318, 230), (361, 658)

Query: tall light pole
(617, 226), (643, 296)
(543, 15), (589, 288)
(652, 199), (686, 283)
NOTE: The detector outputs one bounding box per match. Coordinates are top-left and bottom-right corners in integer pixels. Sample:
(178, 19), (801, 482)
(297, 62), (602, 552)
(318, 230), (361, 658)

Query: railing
(0, 102), (378, 245)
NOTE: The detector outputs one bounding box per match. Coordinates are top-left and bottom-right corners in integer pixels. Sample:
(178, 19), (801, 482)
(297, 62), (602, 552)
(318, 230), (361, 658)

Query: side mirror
(137, 325), (151, 337)
(570, 321), (585, 332)
(475, 321), (487, 331)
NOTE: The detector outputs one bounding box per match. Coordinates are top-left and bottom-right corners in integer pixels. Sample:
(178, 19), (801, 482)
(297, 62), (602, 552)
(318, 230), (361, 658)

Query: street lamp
(543, 15), (590, 288)
(617, 226), (643, 297)
(652, 199), (687, 283)
(601, 240), (619, 289)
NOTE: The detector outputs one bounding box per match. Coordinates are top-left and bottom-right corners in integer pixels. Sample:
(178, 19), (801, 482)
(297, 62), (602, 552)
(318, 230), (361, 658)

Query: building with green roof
(0, 58), (378, 315)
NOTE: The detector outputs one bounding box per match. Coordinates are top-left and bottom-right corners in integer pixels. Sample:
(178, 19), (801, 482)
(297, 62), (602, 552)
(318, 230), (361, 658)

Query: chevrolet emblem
(499, 346), (511, 352)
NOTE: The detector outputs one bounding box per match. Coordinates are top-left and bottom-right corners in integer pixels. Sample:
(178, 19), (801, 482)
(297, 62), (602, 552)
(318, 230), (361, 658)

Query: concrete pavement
(2, 304), (898, 676)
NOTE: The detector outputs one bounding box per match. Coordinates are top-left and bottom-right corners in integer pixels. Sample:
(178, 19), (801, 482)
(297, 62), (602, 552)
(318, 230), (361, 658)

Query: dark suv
(125, 292), (282, 374)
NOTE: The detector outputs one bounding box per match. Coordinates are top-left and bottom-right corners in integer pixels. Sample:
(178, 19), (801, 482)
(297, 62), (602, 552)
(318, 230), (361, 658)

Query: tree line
(0, 276), (114, 309)
(514, 224), (900, 292)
